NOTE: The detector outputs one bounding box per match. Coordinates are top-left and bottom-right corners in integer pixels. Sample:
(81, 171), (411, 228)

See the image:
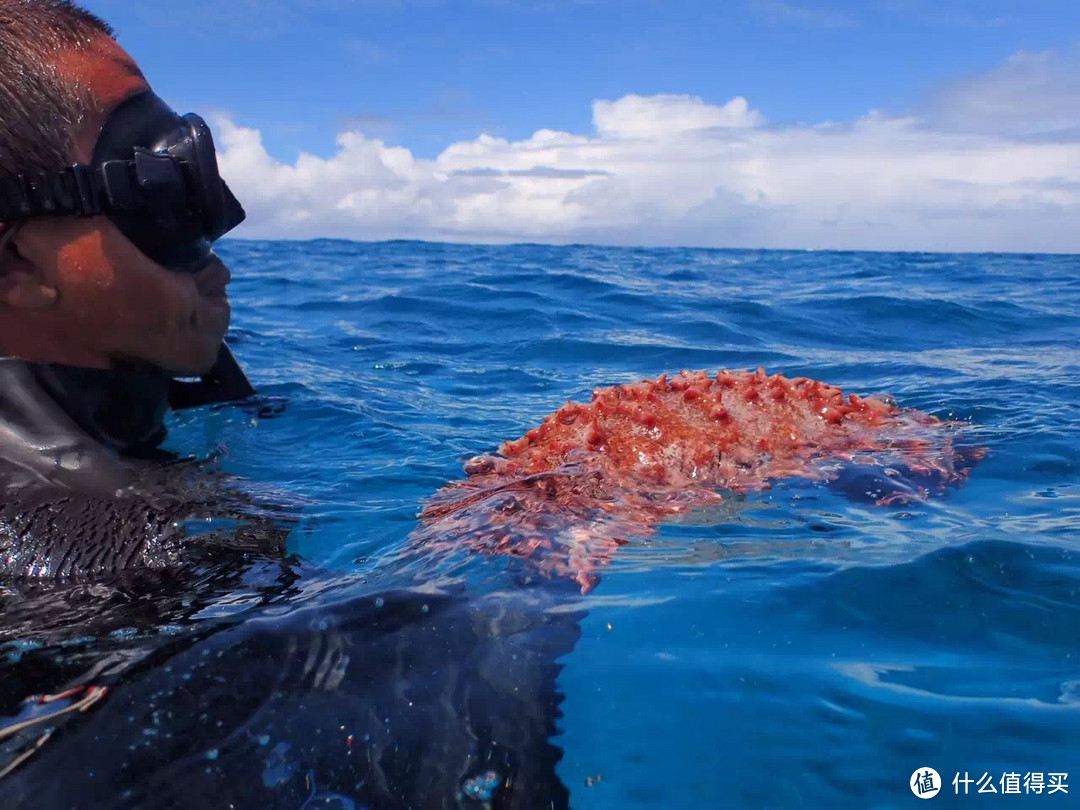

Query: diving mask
(0, 90), (254, 407)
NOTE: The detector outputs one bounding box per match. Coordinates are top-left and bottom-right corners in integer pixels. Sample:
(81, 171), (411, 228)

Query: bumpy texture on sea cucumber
(416, 369), (979, 591)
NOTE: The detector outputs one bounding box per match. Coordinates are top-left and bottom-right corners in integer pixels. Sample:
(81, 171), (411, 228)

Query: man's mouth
(194, 260), (232, 299)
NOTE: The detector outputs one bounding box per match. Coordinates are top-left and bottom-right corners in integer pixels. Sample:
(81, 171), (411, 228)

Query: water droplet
(262, 741), (296, 788)
(461, 770), (502, 801)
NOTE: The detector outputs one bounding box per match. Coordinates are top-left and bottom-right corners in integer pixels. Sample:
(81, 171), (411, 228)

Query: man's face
(3, 38), (231, 376)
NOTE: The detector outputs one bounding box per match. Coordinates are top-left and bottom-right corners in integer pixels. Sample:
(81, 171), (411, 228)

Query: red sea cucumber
(414, 369), (980, 592)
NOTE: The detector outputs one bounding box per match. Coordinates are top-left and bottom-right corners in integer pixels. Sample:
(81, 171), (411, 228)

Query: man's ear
(0, 226), (59, 311)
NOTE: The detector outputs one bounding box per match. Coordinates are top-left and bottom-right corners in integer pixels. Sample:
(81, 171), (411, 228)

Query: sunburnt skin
(418, 368), (981, 592)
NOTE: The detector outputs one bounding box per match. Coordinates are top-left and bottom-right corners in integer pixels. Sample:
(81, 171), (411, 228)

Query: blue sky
(82, 0), (1077, 161)
(81, 0), (1080, 251)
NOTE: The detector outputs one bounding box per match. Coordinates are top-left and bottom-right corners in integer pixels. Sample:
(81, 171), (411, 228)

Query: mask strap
(0, 156), (189, 223)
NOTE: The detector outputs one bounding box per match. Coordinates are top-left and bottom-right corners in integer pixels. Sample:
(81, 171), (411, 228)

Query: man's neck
(0, 360), (131, 495)
(0, 331), (112, 370)
(0, 358), (171, 459)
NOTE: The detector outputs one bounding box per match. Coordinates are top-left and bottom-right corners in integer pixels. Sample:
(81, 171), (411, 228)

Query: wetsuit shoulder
(0, 359), (289, 579)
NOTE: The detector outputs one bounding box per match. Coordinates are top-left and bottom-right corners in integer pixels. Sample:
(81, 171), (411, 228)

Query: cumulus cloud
(592, 94), (763, 137)
(216, 53), (1080, 252)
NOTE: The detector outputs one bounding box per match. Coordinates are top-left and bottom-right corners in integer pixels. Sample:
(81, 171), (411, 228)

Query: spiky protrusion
(488, 369), (899, 490)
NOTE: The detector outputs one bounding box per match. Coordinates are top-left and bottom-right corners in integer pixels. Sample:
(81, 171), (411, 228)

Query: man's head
(0, 0), (234, 376)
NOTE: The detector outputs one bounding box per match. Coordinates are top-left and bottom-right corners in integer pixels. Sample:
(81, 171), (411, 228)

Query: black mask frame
(0, 91), (245, 270)
(0, 91), (255, 409)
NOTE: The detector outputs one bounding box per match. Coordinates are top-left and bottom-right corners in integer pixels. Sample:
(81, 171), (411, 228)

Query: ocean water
(3, 240), (1079, 808)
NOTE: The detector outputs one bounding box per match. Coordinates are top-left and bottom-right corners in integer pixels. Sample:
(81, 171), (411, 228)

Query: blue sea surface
(9, 241), (1080, 807)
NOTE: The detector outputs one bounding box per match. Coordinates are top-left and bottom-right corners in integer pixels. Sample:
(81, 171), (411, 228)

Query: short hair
(0, 0), (115, 181)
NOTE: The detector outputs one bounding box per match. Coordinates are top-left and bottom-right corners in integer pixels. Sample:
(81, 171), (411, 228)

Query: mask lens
(92, 93), (245, 272)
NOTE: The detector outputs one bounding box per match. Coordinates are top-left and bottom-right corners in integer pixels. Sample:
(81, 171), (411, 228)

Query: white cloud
(926, 47), (1080, 137)
(592, 94), (763, 137)
(216, 51), (1080, 252)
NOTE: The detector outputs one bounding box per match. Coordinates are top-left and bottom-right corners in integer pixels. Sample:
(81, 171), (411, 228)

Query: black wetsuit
(0, 359), (578, 809)
(0, 359), (287, 577)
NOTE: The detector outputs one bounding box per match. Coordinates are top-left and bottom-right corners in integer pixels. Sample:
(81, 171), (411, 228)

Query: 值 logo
(911, 767), (941, 799)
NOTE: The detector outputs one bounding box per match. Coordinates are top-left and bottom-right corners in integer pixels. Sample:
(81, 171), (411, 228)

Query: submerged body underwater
(1, 241), (1077, 808)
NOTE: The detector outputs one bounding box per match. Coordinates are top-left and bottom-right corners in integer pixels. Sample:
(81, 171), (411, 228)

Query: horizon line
(218, 236), (1080, 259)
